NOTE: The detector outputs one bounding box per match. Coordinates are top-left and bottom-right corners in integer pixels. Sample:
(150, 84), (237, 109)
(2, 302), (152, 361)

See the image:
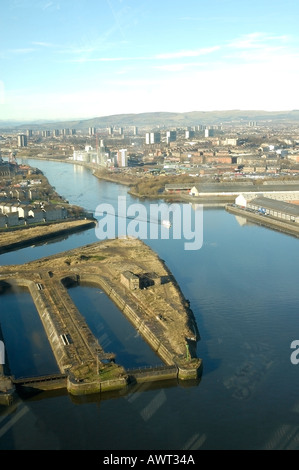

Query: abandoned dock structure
(0, 238), (201, 403)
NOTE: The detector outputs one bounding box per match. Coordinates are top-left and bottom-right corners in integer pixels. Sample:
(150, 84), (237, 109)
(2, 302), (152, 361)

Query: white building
(235, 194), (251, 207)
(117, 149), (128, 167)
(145, 132), (161, 145)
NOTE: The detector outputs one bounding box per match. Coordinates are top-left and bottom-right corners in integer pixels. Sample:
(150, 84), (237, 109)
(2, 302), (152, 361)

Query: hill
(2, 110), (299, 131)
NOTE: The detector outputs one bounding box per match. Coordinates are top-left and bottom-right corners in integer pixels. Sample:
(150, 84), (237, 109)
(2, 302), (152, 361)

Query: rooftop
(249, 197), (299, 216)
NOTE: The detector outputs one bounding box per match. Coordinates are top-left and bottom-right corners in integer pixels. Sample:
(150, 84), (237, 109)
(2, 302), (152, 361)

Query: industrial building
(240, 196), (299, 223)
(189, 183), (299, 202)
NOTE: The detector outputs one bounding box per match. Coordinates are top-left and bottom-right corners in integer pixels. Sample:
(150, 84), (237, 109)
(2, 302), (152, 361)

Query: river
(0, 158), (299, 450)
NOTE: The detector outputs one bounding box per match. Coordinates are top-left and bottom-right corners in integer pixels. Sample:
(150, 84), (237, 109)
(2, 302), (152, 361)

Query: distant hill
(2, 110), (299, 131)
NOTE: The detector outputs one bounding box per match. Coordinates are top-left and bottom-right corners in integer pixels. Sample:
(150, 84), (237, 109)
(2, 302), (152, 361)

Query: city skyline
(1, 0), (299, 121)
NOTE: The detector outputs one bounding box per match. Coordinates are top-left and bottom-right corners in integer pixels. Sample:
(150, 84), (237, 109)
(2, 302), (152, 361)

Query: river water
(0, 158), (299, 450)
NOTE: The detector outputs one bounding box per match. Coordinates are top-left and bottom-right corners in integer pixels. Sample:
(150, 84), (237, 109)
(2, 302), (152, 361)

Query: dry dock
(0, 238), (202, 401)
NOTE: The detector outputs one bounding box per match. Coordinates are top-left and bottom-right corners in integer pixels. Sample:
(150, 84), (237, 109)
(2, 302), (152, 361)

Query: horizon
(1, 0), (299, 121)
(2, 108), (299, 128)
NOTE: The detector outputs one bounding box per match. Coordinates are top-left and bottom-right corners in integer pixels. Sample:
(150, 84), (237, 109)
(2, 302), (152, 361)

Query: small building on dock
(121, 270), (162, 290)
(121, 271), (140, 290)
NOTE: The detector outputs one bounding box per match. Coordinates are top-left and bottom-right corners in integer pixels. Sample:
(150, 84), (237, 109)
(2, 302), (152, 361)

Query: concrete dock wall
(126, 365), (178, 384)
(78, 274), (175, 366)
(27, 281), (72, 372)
(10, 278), (72, 372)
(226, 204), (299, 238)
(67, 375), (128, 396)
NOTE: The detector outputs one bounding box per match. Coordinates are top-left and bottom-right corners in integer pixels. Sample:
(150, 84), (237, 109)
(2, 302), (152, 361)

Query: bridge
(12, 373), (67, 390)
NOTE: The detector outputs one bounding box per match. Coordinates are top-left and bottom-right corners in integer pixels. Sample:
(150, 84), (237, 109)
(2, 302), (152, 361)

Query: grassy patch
(90, 255), (106, 261)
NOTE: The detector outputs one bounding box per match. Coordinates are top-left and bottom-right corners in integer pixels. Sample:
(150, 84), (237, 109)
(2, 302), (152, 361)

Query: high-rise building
(18, 134), (27, 147)
(117, 149), (127, 167)
(166, 130), (177, 144)
(26, 129), (33, 137)
(205, 128), (214, 137)
(185, 130), (195, 139)
(89, 127), (96, 135)
(145, 132), (161, 144)
(133, 126), (138, 136)
(53, 129), (60, 137)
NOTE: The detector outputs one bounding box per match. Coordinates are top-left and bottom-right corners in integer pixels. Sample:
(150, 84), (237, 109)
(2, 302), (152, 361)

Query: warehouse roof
(248, 197), (299, 216)
(192, 183), (299, 193)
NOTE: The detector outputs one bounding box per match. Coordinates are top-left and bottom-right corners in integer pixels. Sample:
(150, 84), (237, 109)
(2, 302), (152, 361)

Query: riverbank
(0, 219), (96, 254)
(16, 155), (299, 206)
(226, 204), (299, 238)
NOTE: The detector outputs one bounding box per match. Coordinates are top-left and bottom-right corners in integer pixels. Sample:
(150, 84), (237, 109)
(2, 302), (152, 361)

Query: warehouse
(246, 197), (299, 223)
(188, 183), (299, 202)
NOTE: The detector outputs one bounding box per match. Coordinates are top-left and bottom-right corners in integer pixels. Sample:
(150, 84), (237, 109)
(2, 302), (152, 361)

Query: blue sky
(1, 0), (299, 121)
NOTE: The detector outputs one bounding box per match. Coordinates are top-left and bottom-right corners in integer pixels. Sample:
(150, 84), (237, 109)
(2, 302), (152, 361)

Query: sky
(1, 0), (299, 122)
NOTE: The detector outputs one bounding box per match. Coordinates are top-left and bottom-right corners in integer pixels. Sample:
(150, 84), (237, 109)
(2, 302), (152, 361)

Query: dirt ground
(0, 219), (96, 252)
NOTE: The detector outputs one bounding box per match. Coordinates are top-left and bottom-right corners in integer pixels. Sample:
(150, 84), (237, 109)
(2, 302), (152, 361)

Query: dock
(226, 204), (299, 238)
(0, 238), (202, 402)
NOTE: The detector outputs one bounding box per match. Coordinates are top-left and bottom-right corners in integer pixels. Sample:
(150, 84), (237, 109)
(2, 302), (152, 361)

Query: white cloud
(9, 48), (35, 55)
(154, 62), (207, 72)
(65, 46), (220, 65)
(2, 30), (299, 119)
(227, 32), (289, 50)
(155, 46), (220, 60)
(32, 41), (56, 47)
(69, 56), (132, 63)
(42, 1), (53, 9)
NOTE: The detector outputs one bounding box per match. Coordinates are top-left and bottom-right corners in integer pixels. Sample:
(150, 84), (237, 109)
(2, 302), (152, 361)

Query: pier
(0, 238), (202, 402)
(226, 203), (299, 238)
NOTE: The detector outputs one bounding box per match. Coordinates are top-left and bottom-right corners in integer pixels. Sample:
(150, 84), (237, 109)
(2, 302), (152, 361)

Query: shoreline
(15, 156), (236, 202)
(225, 204), (299, 238)
(10, 156), (299, 241)
(0, 219), (96, 254)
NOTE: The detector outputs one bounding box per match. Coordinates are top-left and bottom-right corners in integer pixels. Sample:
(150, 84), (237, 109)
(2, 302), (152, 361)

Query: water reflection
(0, 284), (59, 378)
(67, 285), (164, 369)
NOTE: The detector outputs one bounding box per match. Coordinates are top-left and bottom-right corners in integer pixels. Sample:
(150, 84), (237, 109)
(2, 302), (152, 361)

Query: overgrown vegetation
(129, 174), (197, 198)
